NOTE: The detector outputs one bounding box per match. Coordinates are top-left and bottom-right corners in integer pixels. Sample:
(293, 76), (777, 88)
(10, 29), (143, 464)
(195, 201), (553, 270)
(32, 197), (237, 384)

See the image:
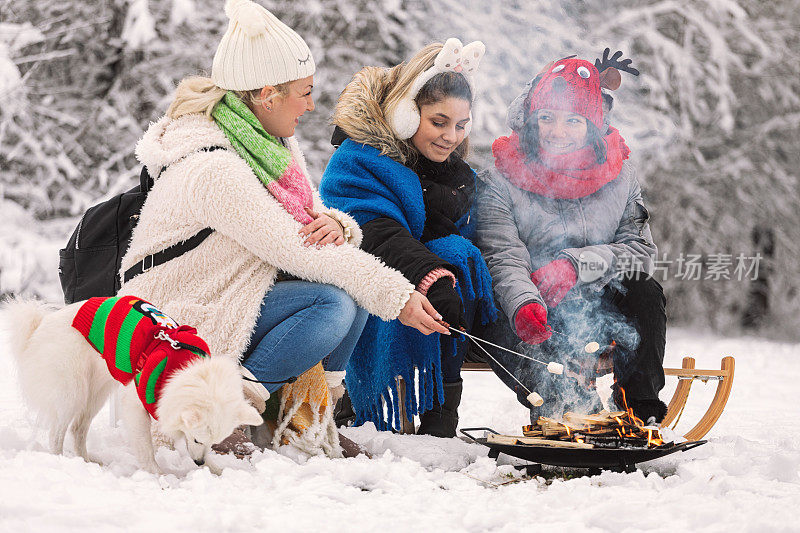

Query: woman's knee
(622, 275), (666, 311)
(353, 305), (370, 327)
(314, 285), (359, 328)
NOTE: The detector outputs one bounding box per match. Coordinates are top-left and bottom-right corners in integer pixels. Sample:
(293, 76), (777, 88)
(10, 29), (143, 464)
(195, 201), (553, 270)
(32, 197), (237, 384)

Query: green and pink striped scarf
(212, 92), (314, 224)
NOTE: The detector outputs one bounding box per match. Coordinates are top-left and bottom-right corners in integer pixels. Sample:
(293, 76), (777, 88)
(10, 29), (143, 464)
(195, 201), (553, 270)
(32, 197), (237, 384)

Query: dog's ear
(239, 403), (263, 427)
(181, 408), (202, 429)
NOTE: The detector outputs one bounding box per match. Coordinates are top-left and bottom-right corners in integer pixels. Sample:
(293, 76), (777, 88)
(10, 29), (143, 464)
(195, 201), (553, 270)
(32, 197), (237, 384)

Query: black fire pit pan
(461, 427), (706, 471)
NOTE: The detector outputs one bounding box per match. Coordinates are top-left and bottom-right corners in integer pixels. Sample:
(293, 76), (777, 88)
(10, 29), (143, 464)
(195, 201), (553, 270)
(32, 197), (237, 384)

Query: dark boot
(629, 398), (668, 425)
(334, 389), (356, 428)
(612, 388), (667, 425)
(417, 380), (463, 438)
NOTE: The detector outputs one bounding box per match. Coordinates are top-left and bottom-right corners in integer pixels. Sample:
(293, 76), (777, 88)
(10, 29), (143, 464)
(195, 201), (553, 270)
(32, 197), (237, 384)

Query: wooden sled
(661, 356), (735, 441)
(396, 356), (735, 441)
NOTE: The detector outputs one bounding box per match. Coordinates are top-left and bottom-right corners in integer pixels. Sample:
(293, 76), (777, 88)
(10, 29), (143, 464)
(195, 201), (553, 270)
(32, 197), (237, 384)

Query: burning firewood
(486, 433), (594, 449)
(523, 418), (574, 437)
(510, 398), (666, 450)
(563, 410), (626, 427)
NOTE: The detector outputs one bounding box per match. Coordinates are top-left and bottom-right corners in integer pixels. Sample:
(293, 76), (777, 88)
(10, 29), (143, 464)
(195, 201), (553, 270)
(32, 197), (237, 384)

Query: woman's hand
(398, 291), (451, 336)
(299, 207), (345, 247)
(531, 258), (577, 308)
(514, 302), (552, 345)
(424, 277), (466, 330)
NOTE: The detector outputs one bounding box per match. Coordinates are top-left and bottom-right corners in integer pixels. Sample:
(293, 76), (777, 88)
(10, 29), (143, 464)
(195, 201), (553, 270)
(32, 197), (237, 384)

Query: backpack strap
(139, 165), (152, 192)
(123, 228), (214, 283)
(123, 145), (225, 284)
(138, 145), (226, 193)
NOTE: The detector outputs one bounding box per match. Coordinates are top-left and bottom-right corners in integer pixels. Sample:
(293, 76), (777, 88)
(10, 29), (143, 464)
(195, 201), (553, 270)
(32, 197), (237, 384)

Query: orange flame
(619, 386), (664, 447)
(524, 386), (665, 449)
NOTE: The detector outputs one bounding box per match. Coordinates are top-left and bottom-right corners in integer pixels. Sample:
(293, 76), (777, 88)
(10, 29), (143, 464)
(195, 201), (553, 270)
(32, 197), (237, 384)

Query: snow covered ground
(0, 328), (798, 532)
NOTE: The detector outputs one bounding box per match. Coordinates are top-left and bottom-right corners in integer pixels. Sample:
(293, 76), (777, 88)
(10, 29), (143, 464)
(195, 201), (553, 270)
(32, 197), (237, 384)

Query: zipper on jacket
(578, 199), (589, 247)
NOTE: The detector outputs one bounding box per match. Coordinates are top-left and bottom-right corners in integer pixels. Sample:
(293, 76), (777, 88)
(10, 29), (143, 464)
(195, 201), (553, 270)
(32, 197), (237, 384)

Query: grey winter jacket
(475, 161), (656, 329)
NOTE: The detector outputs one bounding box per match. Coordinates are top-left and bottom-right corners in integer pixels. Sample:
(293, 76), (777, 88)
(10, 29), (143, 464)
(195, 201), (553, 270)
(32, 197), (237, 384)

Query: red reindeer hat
(506, 49), (638, 134)
(529, 58), (604, 129)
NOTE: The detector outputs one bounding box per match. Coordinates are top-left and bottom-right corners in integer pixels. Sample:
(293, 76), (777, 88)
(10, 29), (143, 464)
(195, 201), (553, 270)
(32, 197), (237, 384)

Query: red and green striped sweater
(72, 296), (209, 418)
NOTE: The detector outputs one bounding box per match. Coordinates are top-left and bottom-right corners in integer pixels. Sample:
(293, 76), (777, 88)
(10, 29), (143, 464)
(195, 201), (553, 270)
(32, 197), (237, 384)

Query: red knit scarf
(491, 127), (630, 199)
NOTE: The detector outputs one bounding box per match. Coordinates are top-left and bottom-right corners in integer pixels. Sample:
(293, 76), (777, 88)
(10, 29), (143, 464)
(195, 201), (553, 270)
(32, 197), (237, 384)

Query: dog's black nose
(194, 458), (205, 466)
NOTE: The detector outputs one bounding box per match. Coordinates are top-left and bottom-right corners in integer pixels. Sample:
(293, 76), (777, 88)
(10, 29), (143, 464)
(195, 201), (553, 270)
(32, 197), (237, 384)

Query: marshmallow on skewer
(584, 341), (600, 354)
(526, 392), (544, 407)
(547, 361), (564, 375)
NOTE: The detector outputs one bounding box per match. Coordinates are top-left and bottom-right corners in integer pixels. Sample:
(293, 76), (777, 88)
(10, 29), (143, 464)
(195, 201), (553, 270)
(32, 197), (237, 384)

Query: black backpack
(58, 146), (223, 304)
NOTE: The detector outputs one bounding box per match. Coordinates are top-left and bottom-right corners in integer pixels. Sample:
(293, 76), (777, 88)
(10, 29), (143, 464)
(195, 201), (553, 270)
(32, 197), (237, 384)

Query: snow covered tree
(585, 0), (800, 335)
(1, 0), (797, 337)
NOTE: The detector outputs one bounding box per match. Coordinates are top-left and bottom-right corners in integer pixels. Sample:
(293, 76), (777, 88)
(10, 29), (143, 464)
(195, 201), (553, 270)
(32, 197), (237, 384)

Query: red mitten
(531, 258), (577, 308)
(514, 303), (552, 345)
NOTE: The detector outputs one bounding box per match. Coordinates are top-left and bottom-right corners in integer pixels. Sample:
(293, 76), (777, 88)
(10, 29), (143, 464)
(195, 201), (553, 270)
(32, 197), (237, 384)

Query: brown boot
(338, 432), (371, 458)
(211, 426), (257, 459)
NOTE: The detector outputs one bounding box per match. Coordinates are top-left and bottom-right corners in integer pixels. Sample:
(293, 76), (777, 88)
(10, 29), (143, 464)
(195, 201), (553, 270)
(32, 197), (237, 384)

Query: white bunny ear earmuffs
(387, 38), (485, 140)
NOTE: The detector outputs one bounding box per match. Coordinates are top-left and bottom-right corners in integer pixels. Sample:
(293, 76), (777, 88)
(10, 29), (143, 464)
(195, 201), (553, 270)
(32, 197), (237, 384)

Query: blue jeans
(241, 281), (370, 394)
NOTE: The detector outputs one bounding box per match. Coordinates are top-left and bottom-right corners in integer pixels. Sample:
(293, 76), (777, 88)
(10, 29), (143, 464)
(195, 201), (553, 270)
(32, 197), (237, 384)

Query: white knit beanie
(211, 0), (315, 91)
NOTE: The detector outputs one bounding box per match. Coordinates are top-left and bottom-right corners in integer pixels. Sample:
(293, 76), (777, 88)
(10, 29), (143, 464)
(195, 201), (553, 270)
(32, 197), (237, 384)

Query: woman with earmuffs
(320, 40), (497, 438)
(474, 51), (668, 424)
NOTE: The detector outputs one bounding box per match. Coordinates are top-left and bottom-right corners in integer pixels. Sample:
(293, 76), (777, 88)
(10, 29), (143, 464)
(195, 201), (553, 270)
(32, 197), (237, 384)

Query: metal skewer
(551, 328), (601, 354)
(464, 334), (543, 406)
(449, 326), (564, 376)
(550, 328), (569, 339)
(448, 327), (549, 367)
(550, 328), (581, 344)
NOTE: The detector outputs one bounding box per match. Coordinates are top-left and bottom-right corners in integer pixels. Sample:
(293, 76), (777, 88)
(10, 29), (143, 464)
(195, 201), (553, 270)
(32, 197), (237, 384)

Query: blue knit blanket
(320, 139), (496, 430)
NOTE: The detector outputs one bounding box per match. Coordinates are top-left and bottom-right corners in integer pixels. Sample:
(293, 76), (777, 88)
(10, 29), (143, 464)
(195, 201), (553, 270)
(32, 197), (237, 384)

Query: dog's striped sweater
(71, 296), (209, 418)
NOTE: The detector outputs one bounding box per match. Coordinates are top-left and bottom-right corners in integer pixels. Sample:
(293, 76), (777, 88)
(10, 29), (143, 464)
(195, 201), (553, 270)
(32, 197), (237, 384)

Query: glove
(421, 180), (471, 223)
(514, 303), (552, 345)
(425, 277), (466, 330)
(531, 258), (577, 308)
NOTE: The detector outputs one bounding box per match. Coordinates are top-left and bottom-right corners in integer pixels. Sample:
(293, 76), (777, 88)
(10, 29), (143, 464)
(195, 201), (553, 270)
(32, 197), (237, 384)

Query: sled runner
(661, 356), (735, 441)
(396, 355), (735, 441)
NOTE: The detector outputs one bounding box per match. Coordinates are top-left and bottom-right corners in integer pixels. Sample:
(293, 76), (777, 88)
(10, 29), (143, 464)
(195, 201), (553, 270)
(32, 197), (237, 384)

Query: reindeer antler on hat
(387, 38), (485, 140)
(594, 48), (639, 91)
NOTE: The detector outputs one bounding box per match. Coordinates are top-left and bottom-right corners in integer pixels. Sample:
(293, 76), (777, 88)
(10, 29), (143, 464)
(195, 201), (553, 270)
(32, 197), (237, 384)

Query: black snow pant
(439, 295), (479, 384)
(474, 275), (667, 419)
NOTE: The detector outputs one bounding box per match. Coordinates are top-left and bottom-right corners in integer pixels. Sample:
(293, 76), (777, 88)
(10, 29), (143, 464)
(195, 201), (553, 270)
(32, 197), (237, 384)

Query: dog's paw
(84, 454), (107, 467)
(201, 452), (224, 476)
(205, 460), (224, 476)
(141, 460), (164, 475)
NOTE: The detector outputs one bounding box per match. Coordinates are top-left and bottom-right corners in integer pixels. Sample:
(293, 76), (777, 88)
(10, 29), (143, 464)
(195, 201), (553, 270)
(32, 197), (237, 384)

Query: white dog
(2, 298), (262, 474)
